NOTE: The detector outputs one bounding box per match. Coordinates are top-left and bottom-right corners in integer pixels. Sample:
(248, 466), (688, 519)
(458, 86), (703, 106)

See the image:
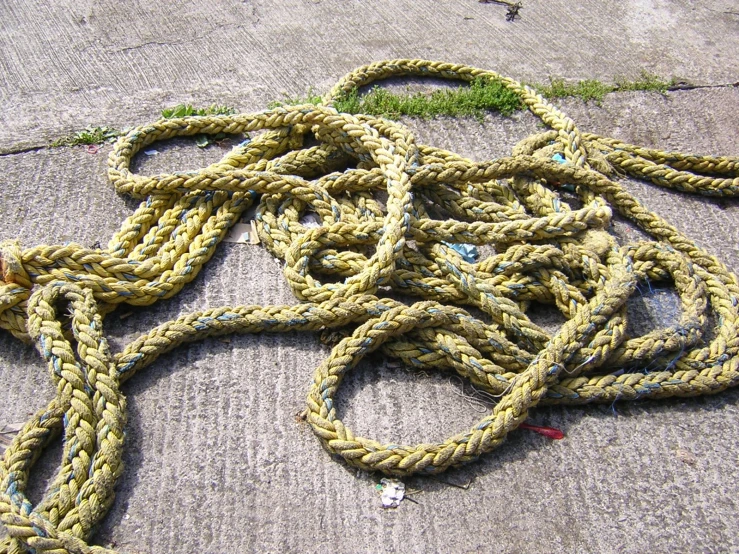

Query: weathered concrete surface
(1, 0), (738, 152)
(1, 1), (739, 553)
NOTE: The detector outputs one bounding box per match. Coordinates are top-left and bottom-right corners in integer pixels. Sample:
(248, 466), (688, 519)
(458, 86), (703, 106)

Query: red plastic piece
(519, 422), (565, 440)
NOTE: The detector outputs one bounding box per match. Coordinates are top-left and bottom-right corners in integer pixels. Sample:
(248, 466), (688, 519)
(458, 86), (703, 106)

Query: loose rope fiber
(1, 59), (738, 553)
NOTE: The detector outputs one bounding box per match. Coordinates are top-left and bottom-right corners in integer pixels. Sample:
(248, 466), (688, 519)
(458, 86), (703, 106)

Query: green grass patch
(536, 79), (614, 103)
(272, 72), (675, 121)
(161, 103), (237, 118)
(537, 72), (675, 103)
(270, 79), (523, 121)
(49, 105), (240, 149)
(615, 71), (675, 95)
(267, 88), (324, 109)
(159, 104), (240, 147)
(50, 126), (121, 147)
(334, 78), (523, 121)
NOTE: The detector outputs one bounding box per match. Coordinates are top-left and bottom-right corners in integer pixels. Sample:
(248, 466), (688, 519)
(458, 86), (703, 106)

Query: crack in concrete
(112, 23), (249, 54)
(668, 81), (739, 91)
(0, 82), (736, 157)
(117, 40), (176, 53)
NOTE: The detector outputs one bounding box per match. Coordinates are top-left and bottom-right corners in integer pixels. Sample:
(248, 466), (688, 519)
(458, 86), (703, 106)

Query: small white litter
(223, 221), (260, 245)
(377, 478), (405, 509)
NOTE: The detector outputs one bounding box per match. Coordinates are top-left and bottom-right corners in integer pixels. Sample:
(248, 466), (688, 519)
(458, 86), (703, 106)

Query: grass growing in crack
(615, 72), (676, 94)
(48, 105), (240, 149)
(268, 88), (324, 109)
(50, 126), (121, 147)
(335, 79), (523, 121)
(160, 104), (240, 147)
(160, 103), (237, 118)
(273, 72), (676, 121)
(271, 79), (523, 122)
(538, 72), (676, 103)
(47, 74), (677, 149)
(536, 79), (614, 103)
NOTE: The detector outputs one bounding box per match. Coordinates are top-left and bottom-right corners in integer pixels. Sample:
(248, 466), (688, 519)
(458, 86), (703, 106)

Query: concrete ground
(1, 1), (738, 553)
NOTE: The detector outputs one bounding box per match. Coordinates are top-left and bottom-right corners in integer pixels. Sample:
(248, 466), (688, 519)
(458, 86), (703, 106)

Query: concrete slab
(1, 0), (738, 151)
(1, 1), (738, 553)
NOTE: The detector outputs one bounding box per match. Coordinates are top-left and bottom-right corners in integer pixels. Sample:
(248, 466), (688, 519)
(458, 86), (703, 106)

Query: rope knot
(0, 240), (31, 288)
(0, 241), (33, 341)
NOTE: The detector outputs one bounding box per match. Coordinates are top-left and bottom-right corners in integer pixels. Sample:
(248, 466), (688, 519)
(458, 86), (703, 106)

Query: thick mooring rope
(1, 59), (738, 553)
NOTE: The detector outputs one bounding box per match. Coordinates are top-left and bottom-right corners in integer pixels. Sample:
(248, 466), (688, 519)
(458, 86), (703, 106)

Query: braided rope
(1, 59), (738, 553)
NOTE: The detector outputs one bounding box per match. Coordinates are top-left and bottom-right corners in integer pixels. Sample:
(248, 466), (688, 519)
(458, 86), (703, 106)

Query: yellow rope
(1, 59), (738, 553)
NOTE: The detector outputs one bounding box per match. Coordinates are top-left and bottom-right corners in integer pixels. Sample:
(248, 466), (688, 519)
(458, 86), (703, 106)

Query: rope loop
(2, 282), (125, 554)
(307, 248), (636, 475)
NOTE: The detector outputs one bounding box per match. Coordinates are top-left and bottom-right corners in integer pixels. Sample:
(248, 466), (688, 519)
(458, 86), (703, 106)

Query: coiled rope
(1, 59), (738, 553)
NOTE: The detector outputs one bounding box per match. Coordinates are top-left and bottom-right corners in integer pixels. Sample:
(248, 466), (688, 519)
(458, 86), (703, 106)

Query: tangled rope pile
(1, 59), (738, 553)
